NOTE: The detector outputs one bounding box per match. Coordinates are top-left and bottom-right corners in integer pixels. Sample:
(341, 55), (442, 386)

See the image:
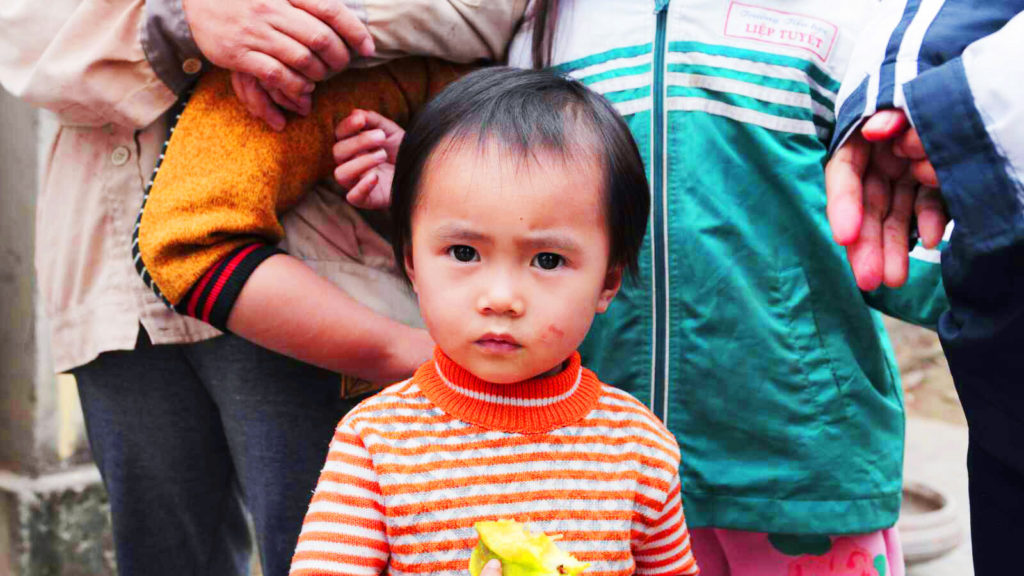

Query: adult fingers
(259, 27), (329, 83)
(881, 178), (916, 288)
(915, 186), (949, 249)
(234, 50), (313, 101)
(231, 72), (286, 131)
(861, 109), (909, 142)
(911, 159), (940, 188)
(334, 149), (387, 189)
(335, 110), (367, 139)
(186, 0), (342, 82)
(890, 127), (939, 187)
(825, 133), (871, 246)
(289, 0), (375, 58)
(845, 171), (890, 291)
(893, 127), (928, 160)
(869, 138), (908, 181)
(333, 129), (387, 164)
(269, 6), (352, 74)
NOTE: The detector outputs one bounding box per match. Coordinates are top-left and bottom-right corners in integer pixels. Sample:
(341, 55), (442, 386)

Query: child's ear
(403, 245), (419, 293)
(596, 265), (624, 314)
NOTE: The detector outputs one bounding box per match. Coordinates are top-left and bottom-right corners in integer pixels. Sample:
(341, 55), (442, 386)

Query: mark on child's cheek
(546, 324), (565, 340)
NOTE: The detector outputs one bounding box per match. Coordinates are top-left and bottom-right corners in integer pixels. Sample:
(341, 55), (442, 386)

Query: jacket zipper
(651, 0), (670, 423)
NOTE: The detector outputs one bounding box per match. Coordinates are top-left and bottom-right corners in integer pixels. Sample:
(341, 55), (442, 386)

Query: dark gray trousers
(73, 329), (361, 576)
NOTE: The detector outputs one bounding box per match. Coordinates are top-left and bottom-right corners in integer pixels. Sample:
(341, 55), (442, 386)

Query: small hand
(825, 109), (949, 290)
(230, 71), (311, 132)
(479, 559), (503, 576)
(333, 110), (405, 210)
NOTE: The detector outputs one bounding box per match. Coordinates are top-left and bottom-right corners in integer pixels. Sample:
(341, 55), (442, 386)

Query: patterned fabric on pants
(690, 526), (904, 576)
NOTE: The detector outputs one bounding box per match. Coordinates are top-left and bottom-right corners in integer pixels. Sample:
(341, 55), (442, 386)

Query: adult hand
(184, 0), (375, 102)
(891, 119), (940, 188)
(333, 110), (405, 210)
(478, 559), (503, 576)
(825, 109), (948, 291)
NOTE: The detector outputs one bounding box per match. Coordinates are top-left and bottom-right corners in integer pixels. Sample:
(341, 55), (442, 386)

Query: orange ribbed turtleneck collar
(415, 348), (602, 434)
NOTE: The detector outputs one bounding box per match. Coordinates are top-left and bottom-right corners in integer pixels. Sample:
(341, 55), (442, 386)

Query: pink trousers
(689, 526), (904, 576)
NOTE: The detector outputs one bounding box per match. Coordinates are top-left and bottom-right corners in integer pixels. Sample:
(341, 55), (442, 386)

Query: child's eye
(532, 253), (564, 270)
(448, 245), (479, 262)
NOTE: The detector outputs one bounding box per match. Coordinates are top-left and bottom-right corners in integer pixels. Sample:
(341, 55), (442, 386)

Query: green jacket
(509, 0), (948, 534)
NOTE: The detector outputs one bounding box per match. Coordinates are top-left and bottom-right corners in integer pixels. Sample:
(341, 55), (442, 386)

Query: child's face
(406, 140), (622, 384)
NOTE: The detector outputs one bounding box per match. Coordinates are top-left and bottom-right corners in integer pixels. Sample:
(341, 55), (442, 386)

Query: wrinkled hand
(890, 116), (940, 188)
(478, 559), (502, 576)
(184, 0), (374, 106)
(333, 110), (404, 210)
(825, 109), (948, 290)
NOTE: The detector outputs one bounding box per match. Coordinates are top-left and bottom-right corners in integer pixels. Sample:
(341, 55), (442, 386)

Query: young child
(287, 67), (698, 576)
(138, 3), (949, 573)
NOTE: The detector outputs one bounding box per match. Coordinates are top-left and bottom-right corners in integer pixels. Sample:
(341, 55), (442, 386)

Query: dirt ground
(884, 317), (966, 427)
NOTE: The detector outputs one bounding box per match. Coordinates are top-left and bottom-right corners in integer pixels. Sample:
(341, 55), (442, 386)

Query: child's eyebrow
(517, 233), (583, 254)
(432, 223), (491, 244)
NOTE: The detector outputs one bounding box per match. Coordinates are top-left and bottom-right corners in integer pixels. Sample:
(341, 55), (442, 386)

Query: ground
(884, 318), (965, 427)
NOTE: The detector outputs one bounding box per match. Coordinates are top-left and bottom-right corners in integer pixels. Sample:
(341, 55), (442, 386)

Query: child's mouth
(475, 333), (522, 353)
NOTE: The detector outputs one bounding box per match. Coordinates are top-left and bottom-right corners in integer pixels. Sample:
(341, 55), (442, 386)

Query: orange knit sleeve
(134, 58), (472, 328)
(633, 475), (699, 575)
(290, 420), (389, 575)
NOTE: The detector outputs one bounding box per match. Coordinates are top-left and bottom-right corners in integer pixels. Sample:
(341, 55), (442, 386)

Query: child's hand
(231, 71), (312, 132)
(334, 110), (405, 210)
(478, 560), (502, 576)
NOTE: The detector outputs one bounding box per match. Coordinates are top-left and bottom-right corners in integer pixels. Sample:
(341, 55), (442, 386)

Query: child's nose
(477, 281), (524, 317)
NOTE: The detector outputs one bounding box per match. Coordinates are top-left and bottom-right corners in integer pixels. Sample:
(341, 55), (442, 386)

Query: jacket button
(111, 146), (130, 166)
(182, 58), (203, 75)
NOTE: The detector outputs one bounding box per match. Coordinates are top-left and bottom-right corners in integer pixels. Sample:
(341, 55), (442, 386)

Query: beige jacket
(0, 0), (523, 372)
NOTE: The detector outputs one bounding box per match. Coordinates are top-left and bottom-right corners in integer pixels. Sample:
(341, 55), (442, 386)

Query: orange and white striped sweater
(290, 350), (699, 576)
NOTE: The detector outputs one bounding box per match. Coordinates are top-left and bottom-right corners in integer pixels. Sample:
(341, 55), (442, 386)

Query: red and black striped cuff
(175, 243), (284, 331)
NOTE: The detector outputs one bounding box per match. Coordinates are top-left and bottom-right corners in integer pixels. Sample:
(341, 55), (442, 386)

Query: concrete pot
(897, 480), (962, 565)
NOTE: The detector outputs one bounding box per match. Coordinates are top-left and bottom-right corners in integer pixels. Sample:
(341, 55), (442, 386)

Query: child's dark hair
(390, 66), (650, 282)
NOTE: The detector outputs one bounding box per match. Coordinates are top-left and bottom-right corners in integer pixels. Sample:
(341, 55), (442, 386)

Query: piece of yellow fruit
(469, 520), (590, 576)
